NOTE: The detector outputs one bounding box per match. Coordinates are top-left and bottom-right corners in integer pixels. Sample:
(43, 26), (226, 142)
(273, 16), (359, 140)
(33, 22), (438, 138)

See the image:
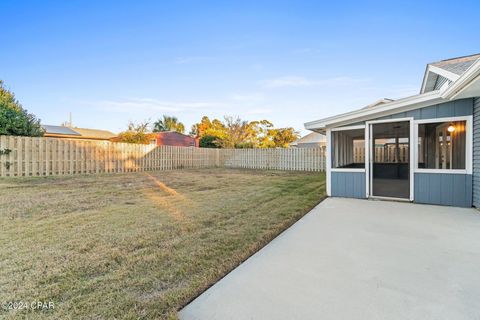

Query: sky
(1, 0), (480, 136)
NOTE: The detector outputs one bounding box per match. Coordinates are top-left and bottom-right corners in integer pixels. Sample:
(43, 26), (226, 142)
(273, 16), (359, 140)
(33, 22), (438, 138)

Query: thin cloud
(230, 93), (265, 102)
(263, 76), (314, 88)
(92, 98), (222, 113)
(262, 76), (370, 88)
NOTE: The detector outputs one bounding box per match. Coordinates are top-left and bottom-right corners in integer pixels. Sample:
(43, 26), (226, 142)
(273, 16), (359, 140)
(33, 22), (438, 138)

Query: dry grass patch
(0, 168), (325, 319)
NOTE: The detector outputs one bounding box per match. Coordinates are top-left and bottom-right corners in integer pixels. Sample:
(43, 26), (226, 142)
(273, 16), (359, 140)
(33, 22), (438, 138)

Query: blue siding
(331, 171), (366, 199)
(473, 97), (480, 207)
(376, 98), (473, 120)
(330, 98), (474, 207)
(414, 173), (472, 207)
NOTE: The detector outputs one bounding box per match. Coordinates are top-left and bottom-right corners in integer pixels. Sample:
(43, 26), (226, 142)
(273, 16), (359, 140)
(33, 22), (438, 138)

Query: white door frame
(365, 117), (414, 201)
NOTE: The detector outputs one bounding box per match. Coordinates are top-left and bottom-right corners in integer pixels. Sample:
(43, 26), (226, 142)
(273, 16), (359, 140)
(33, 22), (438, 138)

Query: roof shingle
(430, 54), (480, 75)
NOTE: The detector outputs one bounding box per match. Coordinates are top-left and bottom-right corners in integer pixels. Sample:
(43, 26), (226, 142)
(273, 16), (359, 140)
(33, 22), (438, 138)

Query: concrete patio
(180, 198), (480, 320)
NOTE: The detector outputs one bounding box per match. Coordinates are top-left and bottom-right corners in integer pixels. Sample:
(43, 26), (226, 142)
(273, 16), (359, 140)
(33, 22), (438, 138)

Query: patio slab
(179, 197), (480, 320)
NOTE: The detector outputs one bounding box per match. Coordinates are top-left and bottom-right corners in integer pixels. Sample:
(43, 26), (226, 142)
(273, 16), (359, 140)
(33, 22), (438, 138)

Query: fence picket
(0, 136), (326, 176)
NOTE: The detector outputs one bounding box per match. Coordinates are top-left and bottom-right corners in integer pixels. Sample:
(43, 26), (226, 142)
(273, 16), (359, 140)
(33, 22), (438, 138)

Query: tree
(191, 116), (226, 137)
(249, 120), (274, 148)
(191, 116), (227, 148)
(192, 115), (299, 148)
(199, 135), (219, 148)
(115, 121), (154, 144)
(216, 116), (258, 148)
(268, 127), (299, 147)
(153, 115), (185, 133)
(0, 80), (43, 136)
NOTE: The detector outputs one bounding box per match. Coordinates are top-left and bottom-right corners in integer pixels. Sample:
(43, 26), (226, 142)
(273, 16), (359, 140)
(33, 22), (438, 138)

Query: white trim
(326, 128), (332, 196)
(420, 65), (430, 94)
(414, 169), (468, 174)
(329, 126), (367, 171)
(450, 75), (480, 100)
(305, 91), (444, 130)
(367, 117), (413, 124)
(364, 124), (370, 198)
(419, 66), (456, 94)
(413, 122), (419, 176)
(369, 123), (374, 197)
(330, 125), (365, 131)
(409, 119), (414, 200)
(419, 65), (459, 95)
(442, 59), (480, 100)
(428, 65), (460, 82)
(440, 80), (451, 91)
(467, 116), (473, 174)
(414, 115), (472, 174)
(331, 168), (365, 173)
(365, 117), (414, 201)
(414, 115), (471, 124)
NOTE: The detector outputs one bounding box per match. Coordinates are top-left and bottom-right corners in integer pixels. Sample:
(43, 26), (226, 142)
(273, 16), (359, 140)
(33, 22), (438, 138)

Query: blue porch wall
(342, 98), (473, 127)
(329, 98), (474, 207)
(414, 173), (472, 207)
(331, 171), (366, 199)
(376, 98), (473, 120)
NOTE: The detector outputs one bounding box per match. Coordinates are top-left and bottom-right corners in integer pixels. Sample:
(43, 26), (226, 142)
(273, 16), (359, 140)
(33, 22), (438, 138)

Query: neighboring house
(305, 53), (480, 208)
(152, 131), (199, 147)
(42, 125), (117, 141)
(290, 132), (326, 148)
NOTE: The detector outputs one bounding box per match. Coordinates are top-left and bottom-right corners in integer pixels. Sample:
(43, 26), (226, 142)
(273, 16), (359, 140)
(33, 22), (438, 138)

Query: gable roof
(152, 131), (198, 147)
(361, 98), (394, 109)
(42, 125), (81, 136)
(431, 54), (480, 76)
(42, 125), (116, 140)
(421, 54), (480, 93)
(152, 130), (191, 137)
(291, 132), (326, 146)
(305, 54), (480, 132)
(70, 128), (117, 140)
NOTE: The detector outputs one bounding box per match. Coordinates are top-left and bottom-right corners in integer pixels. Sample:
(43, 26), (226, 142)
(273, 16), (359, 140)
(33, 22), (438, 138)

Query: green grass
(0, 168), (325, 319)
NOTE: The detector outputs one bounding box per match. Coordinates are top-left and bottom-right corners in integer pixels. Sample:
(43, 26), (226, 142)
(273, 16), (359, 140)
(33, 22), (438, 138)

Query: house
(290, 132), (326, 148)
(42, 125), (117, 141)
(305, 53), (480, 208)
(152, 131), (199, 147)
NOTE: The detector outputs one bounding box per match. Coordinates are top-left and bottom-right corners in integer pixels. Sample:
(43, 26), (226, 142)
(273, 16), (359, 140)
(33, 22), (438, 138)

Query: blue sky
(1, 0), (479, 135)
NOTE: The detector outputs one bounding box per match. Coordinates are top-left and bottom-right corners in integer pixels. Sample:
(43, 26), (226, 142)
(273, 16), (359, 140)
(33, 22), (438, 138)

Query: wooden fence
(221, 148), (325, 171)
(0, 136), (326, 177)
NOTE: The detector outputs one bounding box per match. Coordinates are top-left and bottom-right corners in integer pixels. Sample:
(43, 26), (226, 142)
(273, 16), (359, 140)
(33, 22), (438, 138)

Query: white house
(290, 132), (326, 148)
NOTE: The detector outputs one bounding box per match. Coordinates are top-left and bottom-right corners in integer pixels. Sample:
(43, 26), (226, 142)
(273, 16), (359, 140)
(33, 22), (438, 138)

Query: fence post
(0, 136), (330, 176)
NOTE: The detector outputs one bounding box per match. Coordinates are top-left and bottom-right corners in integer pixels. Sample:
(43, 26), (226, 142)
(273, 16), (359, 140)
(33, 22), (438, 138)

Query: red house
(153, 131), (199, 147)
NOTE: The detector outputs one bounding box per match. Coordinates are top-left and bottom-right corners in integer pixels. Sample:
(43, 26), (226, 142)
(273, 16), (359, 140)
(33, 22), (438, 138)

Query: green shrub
(199, 135), (220, 148)
(0, 80), (44, 137)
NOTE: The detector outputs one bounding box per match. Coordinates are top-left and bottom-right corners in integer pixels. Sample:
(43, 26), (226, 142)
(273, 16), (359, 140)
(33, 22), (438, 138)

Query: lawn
(0, 168), (325, 319)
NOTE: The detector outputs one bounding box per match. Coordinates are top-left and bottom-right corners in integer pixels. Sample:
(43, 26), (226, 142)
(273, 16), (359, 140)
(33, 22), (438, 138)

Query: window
(331, 128), (365, 169)
(417, 120), (466, 170)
